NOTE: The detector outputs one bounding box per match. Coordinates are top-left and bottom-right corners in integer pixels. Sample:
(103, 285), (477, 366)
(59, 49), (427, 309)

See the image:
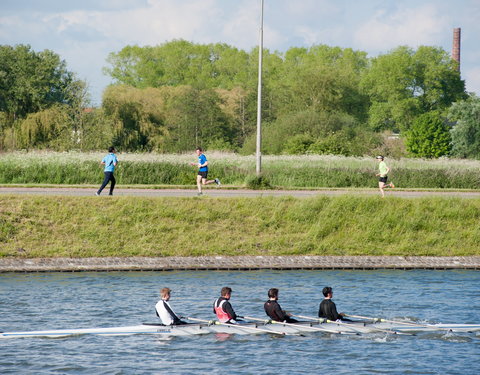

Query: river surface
(1, 270), (479, 374)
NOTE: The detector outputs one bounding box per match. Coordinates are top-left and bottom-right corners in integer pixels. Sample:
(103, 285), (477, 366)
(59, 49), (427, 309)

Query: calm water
(1, 270), (479, 375)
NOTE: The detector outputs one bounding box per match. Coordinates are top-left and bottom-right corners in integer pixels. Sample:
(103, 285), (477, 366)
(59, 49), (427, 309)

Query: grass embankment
(1, 195), (479, 258)
(2, 151), (480, 189)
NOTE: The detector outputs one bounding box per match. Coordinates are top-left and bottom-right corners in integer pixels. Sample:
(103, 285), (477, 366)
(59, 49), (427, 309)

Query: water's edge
(1, 255), (479, 272)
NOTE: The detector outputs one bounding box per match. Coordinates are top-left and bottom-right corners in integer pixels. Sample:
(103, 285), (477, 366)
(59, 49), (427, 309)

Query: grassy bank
(2, 151), (480, 189)
(1, 195), (479, 257)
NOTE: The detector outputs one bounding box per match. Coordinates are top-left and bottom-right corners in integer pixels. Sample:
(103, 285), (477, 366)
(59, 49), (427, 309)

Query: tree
(448, 95), (480, 158)
(104, 40), (253, 90)
(102, 85), (236, 152)
(272, 45), (369, 121)
(0, 44), (87, 124)
(405, 111), (451, 158)
(361, 46), (466, 132)
(162, 86), (235, 151)
(15, 105), (71, 150)
(102, 85), (168, 151)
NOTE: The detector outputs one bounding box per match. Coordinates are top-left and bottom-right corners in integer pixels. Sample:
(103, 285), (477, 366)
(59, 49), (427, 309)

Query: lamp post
(256, 0), (264, 176)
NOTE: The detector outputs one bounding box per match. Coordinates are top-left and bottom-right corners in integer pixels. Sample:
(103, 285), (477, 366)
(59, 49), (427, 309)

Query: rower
(213, 287), (241, 324)
(318, 286), (351, 322)
(264, 288), (298, 323)
(155, 287), (187, 325)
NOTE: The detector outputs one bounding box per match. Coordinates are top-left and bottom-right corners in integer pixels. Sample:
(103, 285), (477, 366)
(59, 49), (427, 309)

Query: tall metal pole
(256, 0), (264, 176)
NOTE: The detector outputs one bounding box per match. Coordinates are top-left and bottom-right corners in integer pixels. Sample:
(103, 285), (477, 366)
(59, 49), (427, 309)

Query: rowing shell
(2, 320), (480, 339)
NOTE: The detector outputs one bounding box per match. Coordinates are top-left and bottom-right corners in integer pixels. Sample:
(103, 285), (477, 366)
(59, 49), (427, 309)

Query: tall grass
(1, 195), (479, 257)
(1, 151), (480, 188)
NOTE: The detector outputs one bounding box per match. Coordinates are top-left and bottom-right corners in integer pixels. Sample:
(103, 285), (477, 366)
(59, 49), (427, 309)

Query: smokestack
(452, 27), (461, 71)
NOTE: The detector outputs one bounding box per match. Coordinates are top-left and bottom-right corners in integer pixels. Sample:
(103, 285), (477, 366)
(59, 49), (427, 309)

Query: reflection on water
(0, 269), (479, 374)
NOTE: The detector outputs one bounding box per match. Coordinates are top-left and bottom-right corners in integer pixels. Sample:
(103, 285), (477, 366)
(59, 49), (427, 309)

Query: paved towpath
(1, 256), (479, 272)
(2, 186), (480, 198)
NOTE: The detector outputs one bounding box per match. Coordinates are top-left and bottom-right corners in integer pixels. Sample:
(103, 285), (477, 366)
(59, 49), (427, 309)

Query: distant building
(452, 28), (461, 71)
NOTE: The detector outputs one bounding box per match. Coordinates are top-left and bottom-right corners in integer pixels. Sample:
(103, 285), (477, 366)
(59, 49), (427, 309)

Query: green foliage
(77, 109), (115, 151)
(0, 41), (470, 157)
(371, 132), (408, 159)
(308, 128), (381, 157)
(274, 45), (369, 120)
(15, 105), (71, 150)
(242, 110), (354, 155)
(361, 46), (466, 132)
(284, 134), (315, 155)
(245, 174), (273, 189)
(104, 41), (254, 90)
(0, 44), (93, 151)
(102, 85), (168, 151)
(206, 138), (235, 152)
(102, 85), (237, 152)
(405, 112), (452, 158)
(448, 95), (480, 158)
(242, 110), (380, 157)
(0, 44), (88, 122)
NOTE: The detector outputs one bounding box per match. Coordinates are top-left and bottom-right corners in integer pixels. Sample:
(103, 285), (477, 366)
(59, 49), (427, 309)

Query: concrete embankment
(1, 256), (479, 272)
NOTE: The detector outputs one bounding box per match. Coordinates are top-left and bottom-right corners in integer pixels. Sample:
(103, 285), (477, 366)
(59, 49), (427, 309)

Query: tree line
(1, 41), (480, 158)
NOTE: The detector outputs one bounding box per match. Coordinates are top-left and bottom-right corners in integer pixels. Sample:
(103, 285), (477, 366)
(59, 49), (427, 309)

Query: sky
(1, 0), (479, 106)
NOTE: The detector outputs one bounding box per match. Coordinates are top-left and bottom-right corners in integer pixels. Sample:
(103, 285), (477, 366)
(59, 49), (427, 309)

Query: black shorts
(198, 171), (208, 179)
(379, 176), (388, 183)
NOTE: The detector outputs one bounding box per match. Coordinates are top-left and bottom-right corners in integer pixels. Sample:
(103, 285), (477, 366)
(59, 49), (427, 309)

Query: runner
(375, 155), (395, 198)
(318, 286), (351, 322)
(96, 146), (118, 196)
(155, 287), (187, 325)
(264, 288), (298, 323)
(190, 147), (220, 196)
(213, 287), (241, 323)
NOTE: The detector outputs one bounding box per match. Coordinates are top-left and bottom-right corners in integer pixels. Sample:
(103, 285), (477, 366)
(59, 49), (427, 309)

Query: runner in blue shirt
(190, 147), (220, 196)
(96, 146), (118, 196)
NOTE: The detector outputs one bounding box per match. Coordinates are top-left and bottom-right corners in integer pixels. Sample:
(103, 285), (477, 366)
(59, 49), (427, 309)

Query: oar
(345, 314), (454, 332)
(242, 315), (354, 335)
(185, 317), (286, 336)
(292, 314), (413, 336)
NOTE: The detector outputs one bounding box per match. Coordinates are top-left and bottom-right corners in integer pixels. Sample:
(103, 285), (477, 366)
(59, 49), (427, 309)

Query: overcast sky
(1, 0), (479, 105)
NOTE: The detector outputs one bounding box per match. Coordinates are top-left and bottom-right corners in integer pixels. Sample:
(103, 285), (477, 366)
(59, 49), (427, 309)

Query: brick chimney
(452, 27), (461, 70)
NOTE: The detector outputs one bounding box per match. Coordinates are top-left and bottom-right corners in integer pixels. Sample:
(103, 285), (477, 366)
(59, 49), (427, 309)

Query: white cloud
(219, 3), (261, 50)
(40, 0), (222, 46)
(283, 0), (337, 16)
(354, 4), (449, 53)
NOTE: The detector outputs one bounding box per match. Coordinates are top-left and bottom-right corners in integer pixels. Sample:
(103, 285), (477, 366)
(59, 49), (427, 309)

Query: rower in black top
(318, 286), (351, 321)
(264, 288), (298, 323)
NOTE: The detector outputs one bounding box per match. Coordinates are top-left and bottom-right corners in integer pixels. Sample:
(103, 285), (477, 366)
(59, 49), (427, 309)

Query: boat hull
(2, 320), (480, 339)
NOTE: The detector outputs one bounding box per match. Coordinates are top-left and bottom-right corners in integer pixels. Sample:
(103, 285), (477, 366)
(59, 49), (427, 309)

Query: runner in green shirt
(375, 155), (395, 198)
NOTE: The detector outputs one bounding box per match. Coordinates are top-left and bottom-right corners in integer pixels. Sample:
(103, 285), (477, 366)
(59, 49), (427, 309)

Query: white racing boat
(2, 319), (480, 339)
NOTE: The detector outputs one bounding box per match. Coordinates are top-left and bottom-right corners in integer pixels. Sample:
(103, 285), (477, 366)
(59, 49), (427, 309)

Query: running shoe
(215, 178), (221, 186)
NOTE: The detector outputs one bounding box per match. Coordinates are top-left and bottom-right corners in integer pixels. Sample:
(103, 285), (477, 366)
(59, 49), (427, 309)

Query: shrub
(245, 174), (273, 189)
(406, 111), (452, 158)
